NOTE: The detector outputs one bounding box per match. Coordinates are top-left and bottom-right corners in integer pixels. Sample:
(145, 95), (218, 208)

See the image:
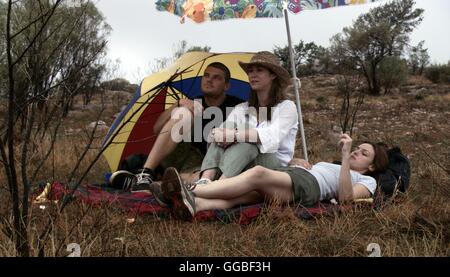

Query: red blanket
(46, 183), (346, 225)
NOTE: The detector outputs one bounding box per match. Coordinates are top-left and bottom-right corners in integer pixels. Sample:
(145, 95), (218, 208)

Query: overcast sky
(96, 0), (450, 83)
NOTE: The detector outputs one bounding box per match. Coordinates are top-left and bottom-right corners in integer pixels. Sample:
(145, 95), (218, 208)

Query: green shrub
(415, 94), (424, 100)
(315, 96), (328, 109)
(315, 96), (327, 104)
(378, 56), (409, 94)
(101, 78), (137, 93)
(425, 63), (450, 84)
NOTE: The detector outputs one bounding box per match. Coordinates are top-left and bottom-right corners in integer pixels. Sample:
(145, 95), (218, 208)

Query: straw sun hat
(239, 51), (291, 88)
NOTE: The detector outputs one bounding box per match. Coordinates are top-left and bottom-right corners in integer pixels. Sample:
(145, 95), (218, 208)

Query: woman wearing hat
(197, 51), (298, 184)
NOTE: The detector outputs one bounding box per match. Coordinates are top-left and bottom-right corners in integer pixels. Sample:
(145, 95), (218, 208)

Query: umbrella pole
(283, 9), (309, 162)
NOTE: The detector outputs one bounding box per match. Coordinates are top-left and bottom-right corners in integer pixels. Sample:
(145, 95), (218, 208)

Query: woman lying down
(152, 134), (389, 220)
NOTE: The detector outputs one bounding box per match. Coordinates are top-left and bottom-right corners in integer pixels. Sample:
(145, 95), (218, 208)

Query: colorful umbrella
(102, 52), (254, 171)
(155, 0), (379, 23)
(155, 0), (381, 161)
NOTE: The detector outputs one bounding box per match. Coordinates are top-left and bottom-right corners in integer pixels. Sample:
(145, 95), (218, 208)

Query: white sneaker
(131, 172), (154, 192)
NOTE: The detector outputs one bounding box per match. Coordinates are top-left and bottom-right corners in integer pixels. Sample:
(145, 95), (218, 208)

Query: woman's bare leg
(193, 166), (294, 203)
(195, 191), (262, 212)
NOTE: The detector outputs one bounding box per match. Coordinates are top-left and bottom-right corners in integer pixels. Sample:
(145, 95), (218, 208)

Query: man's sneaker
(109, 170), (136, 191)
(130, 172), (154, 193)
(161, 167), (196, 220)
(148, 181), (170, 207)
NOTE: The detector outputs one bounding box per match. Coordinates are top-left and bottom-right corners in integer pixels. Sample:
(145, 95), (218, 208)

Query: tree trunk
(17, 214), (30, 257)
(6, 0), (28, 258)
(419, 66), (424, 75)
(369, 62), (381, 95)
(361, 65), (374, 95)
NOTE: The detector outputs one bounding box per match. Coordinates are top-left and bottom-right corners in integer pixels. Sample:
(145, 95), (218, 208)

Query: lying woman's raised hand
(339, 133), (353, 158)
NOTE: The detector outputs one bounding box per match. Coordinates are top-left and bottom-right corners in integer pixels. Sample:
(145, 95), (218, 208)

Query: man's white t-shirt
(304, 162), (377, 200)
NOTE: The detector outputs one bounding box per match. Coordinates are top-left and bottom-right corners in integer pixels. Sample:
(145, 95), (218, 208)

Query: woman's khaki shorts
(275, 167), (320, 207)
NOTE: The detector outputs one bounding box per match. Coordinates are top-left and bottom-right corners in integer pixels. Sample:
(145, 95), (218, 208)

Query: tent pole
(283, 8), (308, 162)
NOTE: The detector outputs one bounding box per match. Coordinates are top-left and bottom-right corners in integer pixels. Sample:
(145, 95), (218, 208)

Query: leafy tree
(408, 40), (430, 75)
(101, 78), (138, 93)
(378, 56), (408, 94)
(329, 0), (424, 95)
(274, 40), (328, 76)
(187, 45), (212, 53)
(425, 62), (450, 84)
(1, 0), (110, 120)
(0, 0), (109, 257)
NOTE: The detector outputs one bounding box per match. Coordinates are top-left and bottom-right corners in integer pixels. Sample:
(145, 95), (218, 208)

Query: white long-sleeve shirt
(222, 100), (298, 166)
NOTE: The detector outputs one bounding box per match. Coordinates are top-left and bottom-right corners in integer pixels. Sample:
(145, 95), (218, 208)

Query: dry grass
(0, 76), (449, 257)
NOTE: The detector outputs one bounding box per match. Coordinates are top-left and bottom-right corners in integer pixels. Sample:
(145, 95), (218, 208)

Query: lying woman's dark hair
(365, 142), (389, 178)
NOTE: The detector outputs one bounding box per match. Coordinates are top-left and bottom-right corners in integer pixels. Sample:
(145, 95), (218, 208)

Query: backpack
(377, 147), (411, 197)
